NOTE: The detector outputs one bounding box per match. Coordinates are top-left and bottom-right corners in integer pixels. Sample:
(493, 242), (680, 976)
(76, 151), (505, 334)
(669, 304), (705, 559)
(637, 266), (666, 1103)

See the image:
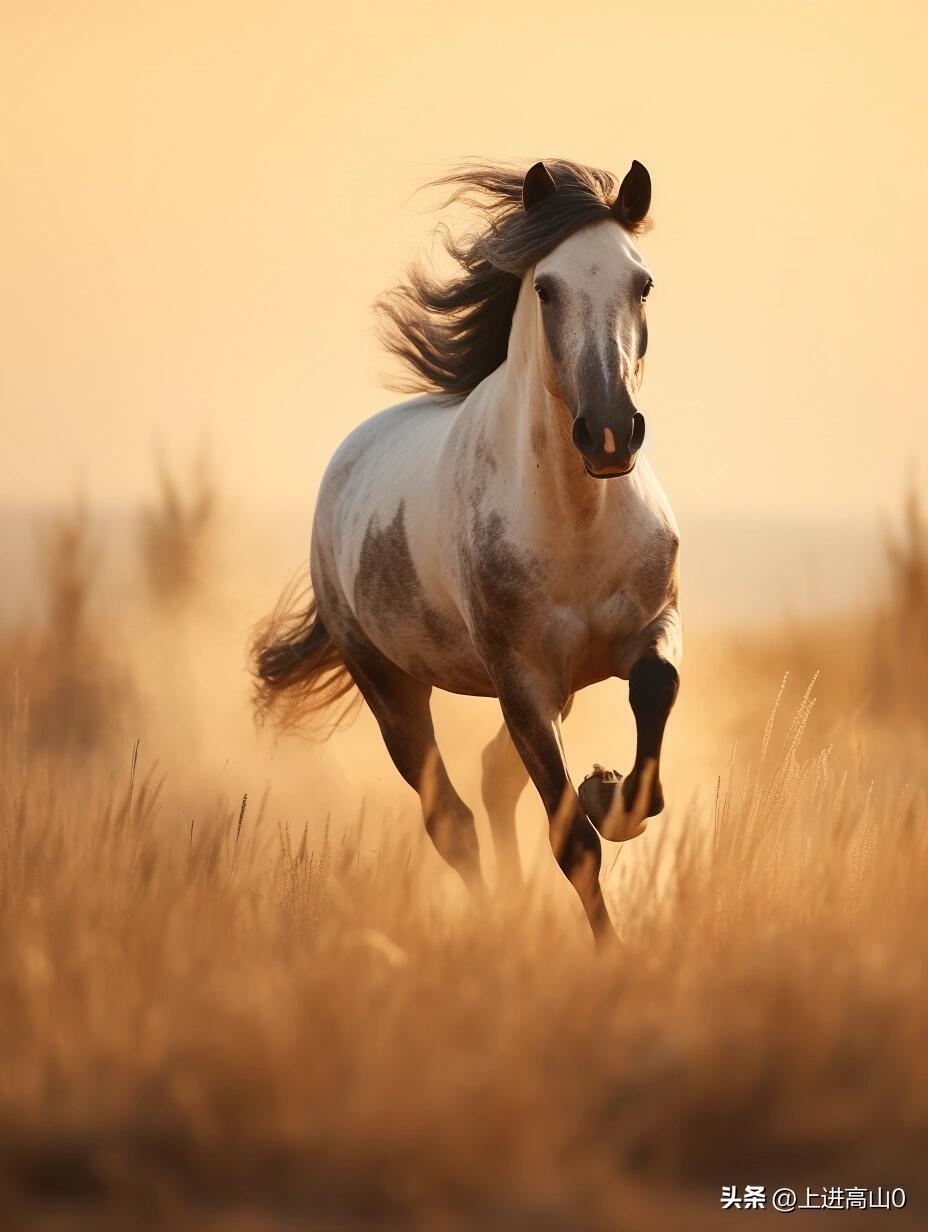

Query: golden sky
(2, 0), (926, 519)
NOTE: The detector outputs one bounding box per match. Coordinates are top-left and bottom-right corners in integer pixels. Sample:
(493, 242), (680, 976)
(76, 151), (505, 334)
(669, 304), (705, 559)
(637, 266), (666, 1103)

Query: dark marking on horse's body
(460, 508), (543, 657)
(349, 501), (493, 695)
(474, 430), (498, 475)
(355, 502), (458, 651)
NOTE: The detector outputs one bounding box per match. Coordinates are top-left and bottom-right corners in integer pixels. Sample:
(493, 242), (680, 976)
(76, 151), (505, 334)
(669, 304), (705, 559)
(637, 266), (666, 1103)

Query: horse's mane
(377, 159), (644, 400)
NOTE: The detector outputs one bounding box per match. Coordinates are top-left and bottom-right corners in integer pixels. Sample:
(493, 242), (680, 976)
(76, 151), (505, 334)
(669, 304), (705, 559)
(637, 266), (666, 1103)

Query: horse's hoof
(578, 765), (648, 842)
(624, 776), (664, 818)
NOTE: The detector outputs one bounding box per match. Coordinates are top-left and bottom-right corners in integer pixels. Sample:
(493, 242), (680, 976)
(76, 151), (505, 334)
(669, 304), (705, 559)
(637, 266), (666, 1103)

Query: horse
(252, 158), (681, 944)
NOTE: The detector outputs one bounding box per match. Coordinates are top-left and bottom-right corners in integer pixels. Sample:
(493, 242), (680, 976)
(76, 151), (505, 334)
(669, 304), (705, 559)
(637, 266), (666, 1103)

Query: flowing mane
(377, 159), (645, 399)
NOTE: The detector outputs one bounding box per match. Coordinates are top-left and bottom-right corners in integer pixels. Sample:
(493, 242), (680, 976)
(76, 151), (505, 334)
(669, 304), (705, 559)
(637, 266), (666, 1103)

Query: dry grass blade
(229, 791), (248, 881)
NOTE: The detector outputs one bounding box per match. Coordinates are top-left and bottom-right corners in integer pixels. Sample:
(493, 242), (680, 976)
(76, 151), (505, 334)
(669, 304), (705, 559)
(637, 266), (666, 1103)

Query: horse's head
(524, 161), (653, 478)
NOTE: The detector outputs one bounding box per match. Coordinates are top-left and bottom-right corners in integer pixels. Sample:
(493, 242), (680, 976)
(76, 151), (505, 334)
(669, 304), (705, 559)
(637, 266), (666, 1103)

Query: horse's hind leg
(481, 695), (574, 890)
(339, 641), (483, 894)
(481, 724), (528, 889)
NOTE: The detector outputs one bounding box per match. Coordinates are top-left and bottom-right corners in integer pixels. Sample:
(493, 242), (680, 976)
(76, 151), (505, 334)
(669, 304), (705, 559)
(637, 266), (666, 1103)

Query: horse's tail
(250, 579), (360, 734)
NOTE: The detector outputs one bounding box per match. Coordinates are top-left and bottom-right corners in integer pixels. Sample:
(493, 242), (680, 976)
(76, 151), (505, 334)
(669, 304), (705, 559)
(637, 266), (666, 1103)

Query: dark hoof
(578, 765), (648, 842)
(623, 773), (665, 819)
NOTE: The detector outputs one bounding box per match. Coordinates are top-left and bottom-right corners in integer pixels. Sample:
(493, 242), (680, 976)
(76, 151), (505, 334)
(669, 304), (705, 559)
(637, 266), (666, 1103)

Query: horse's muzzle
(573, 412), (645, 478)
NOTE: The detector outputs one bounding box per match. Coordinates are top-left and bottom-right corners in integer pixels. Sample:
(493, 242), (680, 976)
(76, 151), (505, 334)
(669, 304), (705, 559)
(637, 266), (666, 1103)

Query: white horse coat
(255, 161), (681, 942)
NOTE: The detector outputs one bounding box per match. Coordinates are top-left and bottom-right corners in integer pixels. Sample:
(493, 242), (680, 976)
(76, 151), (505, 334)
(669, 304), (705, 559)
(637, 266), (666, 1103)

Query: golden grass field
(1, 469), (926, 1230)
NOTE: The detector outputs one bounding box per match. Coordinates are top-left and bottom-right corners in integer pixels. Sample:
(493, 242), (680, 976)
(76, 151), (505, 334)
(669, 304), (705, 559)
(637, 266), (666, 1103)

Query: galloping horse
(253, 159), (681, 943)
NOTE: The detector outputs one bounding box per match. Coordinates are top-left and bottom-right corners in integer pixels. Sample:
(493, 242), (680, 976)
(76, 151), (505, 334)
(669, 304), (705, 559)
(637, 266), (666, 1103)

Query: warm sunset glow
(2, 1), (925, 521)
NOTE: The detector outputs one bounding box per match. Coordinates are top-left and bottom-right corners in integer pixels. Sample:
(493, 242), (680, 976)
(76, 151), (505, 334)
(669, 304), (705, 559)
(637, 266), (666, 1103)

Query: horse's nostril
(572, 416), (595, 455)
(629, 412), (646, 454)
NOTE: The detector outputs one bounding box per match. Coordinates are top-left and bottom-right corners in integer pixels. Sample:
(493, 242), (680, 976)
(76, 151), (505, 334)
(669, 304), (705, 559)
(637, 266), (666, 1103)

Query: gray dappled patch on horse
(355, 501), (458, 651)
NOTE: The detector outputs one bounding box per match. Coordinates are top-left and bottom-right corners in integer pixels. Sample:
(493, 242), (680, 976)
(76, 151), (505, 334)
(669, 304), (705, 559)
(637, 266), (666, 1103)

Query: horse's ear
(522, 161), (558, 212)
(613, 160), (651, 227)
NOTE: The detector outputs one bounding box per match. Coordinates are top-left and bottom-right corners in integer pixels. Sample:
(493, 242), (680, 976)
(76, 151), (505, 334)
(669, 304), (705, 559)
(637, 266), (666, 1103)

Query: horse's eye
(535, 284), (549, 303)
(641, 280), (653, 303)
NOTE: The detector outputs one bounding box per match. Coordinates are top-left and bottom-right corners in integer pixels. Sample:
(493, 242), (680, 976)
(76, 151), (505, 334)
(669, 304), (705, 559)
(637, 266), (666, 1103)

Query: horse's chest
(464, 504), (677, 671)
(535, 544), (675, 690)
(546, 522), (676, 630)
(536, 591), (646, 687)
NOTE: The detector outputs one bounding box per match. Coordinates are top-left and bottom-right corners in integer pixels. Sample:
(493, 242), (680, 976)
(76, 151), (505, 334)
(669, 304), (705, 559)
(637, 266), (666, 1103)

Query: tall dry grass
(0, 502), (131, 755)
(0, 474), (926, 1229)
(139, 455), (220, 608)
(872, 484), (928, 721)
(723, 484), (928, 773)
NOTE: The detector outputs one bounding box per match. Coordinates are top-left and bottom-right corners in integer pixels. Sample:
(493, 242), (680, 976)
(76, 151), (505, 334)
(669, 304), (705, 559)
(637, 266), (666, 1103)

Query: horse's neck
(482, 280), (612, 528)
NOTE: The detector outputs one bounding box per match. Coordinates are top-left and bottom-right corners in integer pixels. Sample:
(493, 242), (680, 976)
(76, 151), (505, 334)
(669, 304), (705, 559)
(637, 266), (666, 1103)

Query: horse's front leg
(493, 667), (615, 944)
(581, 608), (682, 841)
